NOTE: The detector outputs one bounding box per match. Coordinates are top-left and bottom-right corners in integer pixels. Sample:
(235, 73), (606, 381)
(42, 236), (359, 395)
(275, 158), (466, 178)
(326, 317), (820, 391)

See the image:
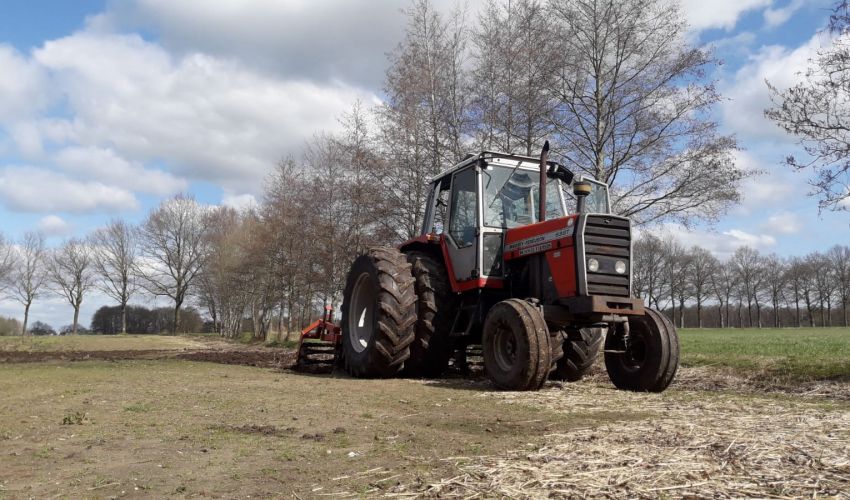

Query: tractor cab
(415, 151), (611, 292)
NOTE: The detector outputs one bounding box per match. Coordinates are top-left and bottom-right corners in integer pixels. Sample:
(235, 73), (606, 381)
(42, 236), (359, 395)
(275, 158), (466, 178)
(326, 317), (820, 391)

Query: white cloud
(37, 215), (72, 236)
(681, 0), (772, 32)
(0, 167), (139, 213)
(722, 33), (826, 140)
(763, 0), (806, 28)
(222, 193), (258, 211)
(31, 31), (378, 194)
(654, 222), (777, 256)
(54, 146), (187, 196)
(0, 44), (49, 123)
(762, 210), (802, 234)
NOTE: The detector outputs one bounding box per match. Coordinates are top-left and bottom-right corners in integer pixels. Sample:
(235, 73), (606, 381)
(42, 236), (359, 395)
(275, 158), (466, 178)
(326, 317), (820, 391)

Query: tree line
(634, 235), (850, 329)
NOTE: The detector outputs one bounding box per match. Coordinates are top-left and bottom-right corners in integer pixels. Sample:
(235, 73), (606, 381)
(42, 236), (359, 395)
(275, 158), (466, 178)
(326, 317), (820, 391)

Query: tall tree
(732, 247), (761, 327)
(710, 256), (737, 329)
(137, 195), (209, 334)
(548, 0), (742, 224)
(763, 254), (788, 328)
(377, 0), (469, 239)
(48, 238), (96, 335)
(471, 0), (556, 155)
(0, 233), (15, 293)
(765, 1), (850, 213)
(9, 232), (47, 336)
(633, 232), (666, 308)
(91, 220), (139, 334)
(688, 246), (717, 328)
(827, 244), (850, 326)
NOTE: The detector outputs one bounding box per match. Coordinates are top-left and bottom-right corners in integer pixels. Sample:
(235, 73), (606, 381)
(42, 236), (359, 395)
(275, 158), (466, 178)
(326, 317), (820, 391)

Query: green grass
(679, 327), (850, 381)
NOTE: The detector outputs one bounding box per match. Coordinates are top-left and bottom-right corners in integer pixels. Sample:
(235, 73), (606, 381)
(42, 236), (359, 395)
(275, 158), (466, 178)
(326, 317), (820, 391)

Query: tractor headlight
(587, 258), (599, 273)
(615, 260), (627, 274)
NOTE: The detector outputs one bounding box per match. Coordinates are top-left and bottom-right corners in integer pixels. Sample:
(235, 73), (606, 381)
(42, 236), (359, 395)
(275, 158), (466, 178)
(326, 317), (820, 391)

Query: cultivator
(294, 306), (341, 373)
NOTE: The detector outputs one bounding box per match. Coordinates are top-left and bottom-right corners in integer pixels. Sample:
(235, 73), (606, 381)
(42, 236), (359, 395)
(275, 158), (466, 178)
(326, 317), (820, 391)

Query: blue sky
(0, 0), (847, 328)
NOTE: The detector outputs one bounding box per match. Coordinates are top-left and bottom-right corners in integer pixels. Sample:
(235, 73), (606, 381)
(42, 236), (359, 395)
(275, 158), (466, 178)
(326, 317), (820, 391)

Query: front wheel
(604, 308), (679, 392)
(482, 299), (551, 391)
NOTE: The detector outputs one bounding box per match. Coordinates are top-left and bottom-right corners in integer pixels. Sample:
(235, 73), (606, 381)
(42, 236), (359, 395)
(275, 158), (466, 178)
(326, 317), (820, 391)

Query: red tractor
(333, 143), (678, 391)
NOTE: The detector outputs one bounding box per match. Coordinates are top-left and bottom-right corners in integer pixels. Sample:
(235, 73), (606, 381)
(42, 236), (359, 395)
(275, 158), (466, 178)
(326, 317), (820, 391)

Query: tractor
(305, 143), (679, 391)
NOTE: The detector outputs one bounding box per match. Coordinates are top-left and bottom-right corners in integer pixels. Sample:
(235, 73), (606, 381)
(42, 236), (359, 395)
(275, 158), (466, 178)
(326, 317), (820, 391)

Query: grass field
(1, 330), (849, 497)
(679, 327), (850, 381)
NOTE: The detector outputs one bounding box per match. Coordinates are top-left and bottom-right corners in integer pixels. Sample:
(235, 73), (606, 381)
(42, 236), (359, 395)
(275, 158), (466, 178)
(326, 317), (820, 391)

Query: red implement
(294, 305), (342, 373)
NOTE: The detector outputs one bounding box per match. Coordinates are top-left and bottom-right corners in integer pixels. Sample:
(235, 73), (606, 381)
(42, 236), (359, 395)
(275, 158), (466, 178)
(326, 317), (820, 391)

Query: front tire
(604, 309), (679, 392)
(482, 299), (551, 391)
(341, 247), (416, 377)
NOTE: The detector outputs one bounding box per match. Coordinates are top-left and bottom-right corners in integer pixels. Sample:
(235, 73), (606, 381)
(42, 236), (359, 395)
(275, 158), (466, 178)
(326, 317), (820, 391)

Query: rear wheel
(482, 299), (551, 391)
(403, 252), (457, 377)
(604, 309), (679, 392)
(341, 247), (416, 377)
(550, 327), (605, 382)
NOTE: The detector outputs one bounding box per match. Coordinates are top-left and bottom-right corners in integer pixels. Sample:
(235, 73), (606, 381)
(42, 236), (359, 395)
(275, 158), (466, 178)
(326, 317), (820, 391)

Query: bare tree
(91, 220), (139, 334)
(9, 232), (47, 336)
(471, 0), (556, 155)
(48, 238), (96, 335)
(0, 233), (15, 293)
(765, 1), (850, 213)
(377, 0), (470, 239)
(710, 256), (737, 328)
(827, 244), (850, 326)
(633, 232), (666, 308)
(548, 0), (743, 224)
(763, 254), (788, 328)
(137, 195), (209, 334)
(688, 246), (717, 328)
(732, 247), (762, 327)
(811, 252), (837, 326)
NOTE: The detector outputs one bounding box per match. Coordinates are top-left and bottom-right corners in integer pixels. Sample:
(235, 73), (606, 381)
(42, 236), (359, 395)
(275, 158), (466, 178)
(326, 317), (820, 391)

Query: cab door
(446, 166), (479, 282)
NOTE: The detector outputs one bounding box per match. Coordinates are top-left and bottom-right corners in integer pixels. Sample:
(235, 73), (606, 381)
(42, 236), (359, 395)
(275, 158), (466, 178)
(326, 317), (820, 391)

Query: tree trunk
(697, 299), (703, 328)
(678, 298), (685, 329)
(72, 306), (80, 335)
(22, 302), (31, 336)
(173, 300), (182, 334)
(121, 301), (128, 334)
(795, 297), (801, 327)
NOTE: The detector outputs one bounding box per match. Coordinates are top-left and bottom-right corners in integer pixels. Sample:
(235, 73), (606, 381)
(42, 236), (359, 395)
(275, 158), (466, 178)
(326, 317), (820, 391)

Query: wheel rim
(492, 322), (518, 372)
(348, 272), (374, 353)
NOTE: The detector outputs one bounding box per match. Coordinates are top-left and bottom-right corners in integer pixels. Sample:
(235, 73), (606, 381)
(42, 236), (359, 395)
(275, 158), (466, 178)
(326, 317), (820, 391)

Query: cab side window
(448, 168), (477, 248)
(430, 179), (450, 234)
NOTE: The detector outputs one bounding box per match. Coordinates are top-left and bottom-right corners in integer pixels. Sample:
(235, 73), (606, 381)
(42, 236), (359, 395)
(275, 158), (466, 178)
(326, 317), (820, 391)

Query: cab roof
(429, 151), (556, 184)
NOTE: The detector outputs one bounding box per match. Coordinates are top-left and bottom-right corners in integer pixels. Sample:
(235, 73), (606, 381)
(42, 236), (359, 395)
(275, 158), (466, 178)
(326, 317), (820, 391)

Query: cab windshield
(482, 164), (564, 228)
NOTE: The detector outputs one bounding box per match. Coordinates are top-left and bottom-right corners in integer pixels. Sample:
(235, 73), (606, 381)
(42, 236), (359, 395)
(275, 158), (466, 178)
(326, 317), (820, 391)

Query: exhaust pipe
(538, 140), (550, 223)
(574, 181), (592, 213)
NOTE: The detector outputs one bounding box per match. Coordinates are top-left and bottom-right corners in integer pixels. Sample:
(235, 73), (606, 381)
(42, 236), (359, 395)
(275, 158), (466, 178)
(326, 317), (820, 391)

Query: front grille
(583, 215), (631, 297)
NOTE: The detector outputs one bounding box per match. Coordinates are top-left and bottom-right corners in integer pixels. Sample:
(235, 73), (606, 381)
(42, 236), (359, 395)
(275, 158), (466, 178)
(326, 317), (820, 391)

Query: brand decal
(505, 226), (574, 252)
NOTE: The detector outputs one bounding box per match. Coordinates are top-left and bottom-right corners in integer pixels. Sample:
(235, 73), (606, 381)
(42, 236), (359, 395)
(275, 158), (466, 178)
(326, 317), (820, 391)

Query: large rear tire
(550, 327), (605, 382)
(604, 308), (679, 392)
(403, 251), (457, 377)
(482, 299), (551, 391)
(341, 247), (416, 378)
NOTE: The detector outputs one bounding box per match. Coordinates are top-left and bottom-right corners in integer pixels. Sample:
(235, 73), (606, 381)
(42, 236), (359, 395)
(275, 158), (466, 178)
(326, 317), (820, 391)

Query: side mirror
(546, 163), (574, 185)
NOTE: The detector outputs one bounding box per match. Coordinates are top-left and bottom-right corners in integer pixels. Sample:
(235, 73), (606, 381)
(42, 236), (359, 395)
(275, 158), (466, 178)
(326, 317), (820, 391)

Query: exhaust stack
(538, 140), (550, 222)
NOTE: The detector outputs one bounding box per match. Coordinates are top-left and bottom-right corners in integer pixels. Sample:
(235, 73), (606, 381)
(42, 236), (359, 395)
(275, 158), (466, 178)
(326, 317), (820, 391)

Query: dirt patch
(215, 424), (295, 437)
(177, 349), (292, 368)
(0, 346), (294, 369)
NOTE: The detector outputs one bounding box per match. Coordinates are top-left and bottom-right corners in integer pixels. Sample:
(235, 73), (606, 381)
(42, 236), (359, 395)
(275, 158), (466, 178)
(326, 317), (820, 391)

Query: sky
(0, 0), (847, 329)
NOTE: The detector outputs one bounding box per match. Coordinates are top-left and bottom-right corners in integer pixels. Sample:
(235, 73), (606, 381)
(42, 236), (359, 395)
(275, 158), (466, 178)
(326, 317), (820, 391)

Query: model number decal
(505, 226), (574, 252)
(517, 242), (554, 256)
